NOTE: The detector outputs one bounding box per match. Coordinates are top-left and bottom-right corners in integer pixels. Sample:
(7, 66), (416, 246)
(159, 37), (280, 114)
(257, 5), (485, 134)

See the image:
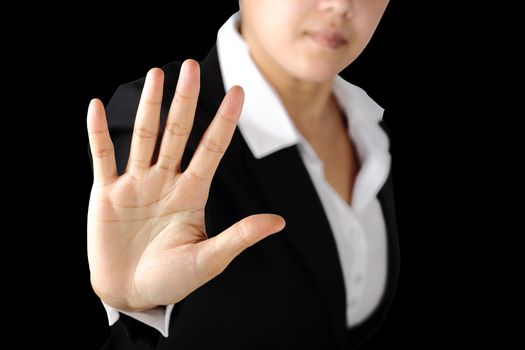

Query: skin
(240, 0), (389, 128)
(87, 0), (389, 311)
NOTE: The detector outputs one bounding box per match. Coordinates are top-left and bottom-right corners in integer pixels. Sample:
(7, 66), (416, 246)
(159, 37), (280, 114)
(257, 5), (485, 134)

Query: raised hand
(87, 60), (285, 311)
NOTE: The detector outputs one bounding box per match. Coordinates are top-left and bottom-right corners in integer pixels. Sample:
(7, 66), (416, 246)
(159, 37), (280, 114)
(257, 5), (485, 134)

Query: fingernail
(88, 98), (97, 114)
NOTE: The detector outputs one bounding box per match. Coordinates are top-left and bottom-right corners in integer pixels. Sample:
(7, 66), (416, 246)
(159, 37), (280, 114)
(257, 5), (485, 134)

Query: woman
(86, 1), (399, 349)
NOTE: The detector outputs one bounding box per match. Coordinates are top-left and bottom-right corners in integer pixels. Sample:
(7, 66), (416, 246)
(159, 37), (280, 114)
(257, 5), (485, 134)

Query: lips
(307, 30), (348, 49)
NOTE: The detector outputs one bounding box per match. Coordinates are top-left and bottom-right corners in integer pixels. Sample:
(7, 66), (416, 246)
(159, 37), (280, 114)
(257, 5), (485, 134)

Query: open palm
(87, 60), (285, 311)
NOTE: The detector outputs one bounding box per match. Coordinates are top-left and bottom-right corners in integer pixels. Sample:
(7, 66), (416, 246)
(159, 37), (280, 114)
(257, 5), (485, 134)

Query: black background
(11, 1), (494, 348)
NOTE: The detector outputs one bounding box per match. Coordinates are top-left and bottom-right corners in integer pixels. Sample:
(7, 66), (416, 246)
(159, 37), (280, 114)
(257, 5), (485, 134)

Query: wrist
(93, 284), (158, 312)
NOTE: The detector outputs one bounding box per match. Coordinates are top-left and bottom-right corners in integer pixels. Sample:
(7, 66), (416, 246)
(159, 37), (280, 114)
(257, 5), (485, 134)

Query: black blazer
(94, 45), (400, 350)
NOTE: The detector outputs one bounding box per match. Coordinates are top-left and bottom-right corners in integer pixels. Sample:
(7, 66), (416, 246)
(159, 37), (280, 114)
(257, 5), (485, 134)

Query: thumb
(196, 214), (285, 279)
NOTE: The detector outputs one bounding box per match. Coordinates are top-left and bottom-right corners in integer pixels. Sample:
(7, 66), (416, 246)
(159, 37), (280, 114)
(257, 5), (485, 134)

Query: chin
(290, 62), (343, 83)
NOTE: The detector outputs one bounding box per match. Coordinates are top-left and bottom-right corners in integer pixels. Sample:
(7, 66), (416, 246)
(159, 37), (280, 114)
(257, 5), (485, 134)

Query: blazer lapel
(377, 120), (401, 316)
(242, 145), (348, 348)
(198, 46), (399, 349)
(199, 46), (347, 347)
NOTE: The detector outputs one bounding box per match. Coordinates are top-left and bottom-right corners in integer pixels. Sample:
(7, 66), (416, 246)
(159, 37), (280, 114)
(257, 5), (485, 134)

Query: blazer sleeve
(86, 68), (188, 349)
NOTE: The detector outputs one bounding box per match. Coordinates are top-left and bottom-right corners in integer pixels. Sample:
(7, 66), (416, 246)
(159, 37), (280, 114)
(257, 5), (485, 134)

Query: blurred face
(240, 0), (390, 83)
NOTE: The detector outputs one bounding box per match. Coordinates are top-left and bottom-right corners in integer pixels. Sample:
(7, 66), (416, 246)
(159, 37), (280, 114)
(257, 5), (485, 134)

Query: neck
(241, 28), (337, 131)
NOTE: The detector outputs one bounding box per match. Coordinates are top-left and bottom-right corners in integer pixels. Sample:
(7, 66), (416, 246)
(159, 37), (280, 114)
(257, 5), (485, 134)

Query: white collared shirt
(103, 11), (392, 336)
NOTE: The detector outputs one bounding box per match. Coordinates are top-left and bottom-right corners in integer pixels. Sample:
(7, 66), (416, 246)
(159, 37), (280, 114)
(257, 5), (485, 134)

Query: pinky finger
(87, 99), (118, 186)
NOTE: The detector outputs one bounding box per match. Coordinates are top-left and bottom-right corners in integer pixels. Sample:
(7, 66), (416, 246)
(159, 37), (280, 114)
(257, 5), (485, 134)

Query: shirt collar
(217, 12), (299, 158)
(216, 12), (391, 211)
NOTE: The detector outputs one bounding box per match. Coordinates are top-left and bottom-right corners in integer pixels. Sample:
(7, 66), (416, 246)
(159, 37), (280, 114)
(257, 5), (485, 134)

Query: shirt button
(354, 274), (363, 284)
(349, 298), (357, 308)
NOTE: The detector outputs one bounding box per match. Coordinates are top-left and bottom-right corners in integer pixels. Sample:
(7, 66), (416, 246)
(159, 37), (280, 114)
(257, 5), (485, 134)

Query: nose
(318, 0), (354, 19)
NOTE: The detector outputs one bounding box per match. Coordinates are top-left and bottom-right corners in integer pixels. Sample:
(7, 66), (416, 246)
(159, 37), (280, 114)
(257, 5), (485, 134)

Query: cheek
(351, 18), (380, 54)
(253, 0), (314, 57)
(355, 0), (388, 37)
(259, 19), (301, 58)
